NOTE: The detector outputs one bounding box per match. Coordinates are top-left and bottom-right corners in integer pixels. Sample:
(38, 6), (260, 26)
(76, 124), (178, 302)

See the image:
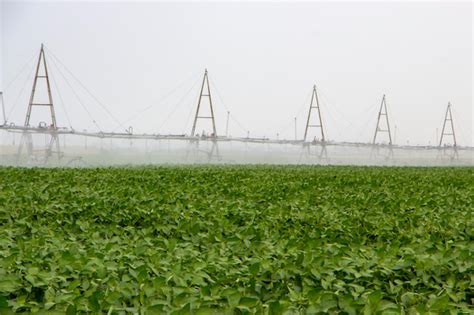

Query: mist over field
(0, 132), (472, 167)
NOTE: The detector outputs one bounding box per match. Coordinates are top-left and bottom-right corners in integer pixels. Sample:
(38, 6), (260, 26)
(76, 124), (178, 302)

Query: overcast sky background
(1, 1), (472, 146)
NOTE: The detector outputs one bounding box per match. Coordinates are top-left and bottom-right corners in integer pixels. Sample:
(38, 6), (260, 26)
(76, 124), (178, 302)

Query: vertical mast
(191, 69), (217, 137)
(439, 102), (456, 147)
(225, 111), (230, 137)
(303, 84), (325, 142)
(372, 94), (392, 145)
(24, 44), (57, 129)
(294, 117), (297, 141)
(1, 92), (6, 125)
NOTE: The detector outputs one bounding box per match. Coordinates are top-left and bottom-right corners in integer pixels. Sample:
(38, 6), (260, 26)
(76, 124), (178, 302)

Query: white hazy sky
(1, 1), (473, 146)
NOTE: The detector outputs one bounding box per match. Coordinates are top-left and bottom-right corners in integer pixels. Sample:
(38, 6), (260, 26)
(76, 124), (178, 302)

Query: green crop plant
(0, 166), (472, 313)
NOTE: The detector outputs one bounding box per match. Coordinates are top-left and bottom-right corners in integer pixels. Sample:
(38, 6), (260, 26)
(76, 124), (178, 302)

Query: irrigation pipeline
(1, 124), (471, 152)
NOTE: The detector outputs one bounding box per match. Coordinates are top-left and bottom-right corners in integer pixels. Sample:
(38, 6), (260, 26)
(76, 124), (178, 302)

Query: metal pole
(53, 134), (61, 160)
(225, 111), (230, 137)
(394, 125), (397, 145)
(191, 70), (207, 137)
(373, 95), (383, 144)
(0, 92), (6, 125)
(383, 96), (392, 145)
(294, 117), (297, 141)
(304, 85), (316, 142)
(25, 46), (43, 127)
(439, 103), (449, 147)
(314, 86), (325, 142)
(448, 103), (457, 147)
(42, 45), (57, 128)
(205, 70), (217, 137)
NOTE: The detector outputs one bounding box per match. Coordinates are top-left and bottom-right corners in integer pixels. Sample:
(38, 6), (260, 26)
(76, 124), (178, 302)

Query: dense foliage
(0, 166), (472, 314)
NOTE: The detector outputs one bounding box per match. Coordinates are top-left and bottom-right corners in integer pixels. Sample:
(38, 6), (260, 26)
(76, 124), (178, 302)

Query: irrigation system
(0, 44), (469, 166)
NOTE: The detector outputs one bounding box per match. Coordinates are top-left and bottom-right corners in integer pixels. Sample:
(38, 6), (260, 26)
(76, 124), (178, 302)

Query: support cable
(156, 76), (201, 133)
(5, 61), (37, 123)
(48, 65), (73, 129)
(333, 96), (380, 143)
(113, 71), (200, 132)
(317, 88), (356, 131)
(47, 54), (102, 132)
(451, 107), (471, 146)
(353, 104), (380, 143)
(208, 77), (248, 135)
(2, 52), (37, 93)
(318, 87), (389, 142)
(321, 100), (347, 141)
(319, 95), (362, 141)
(43, 45), (120, 130)
(182, 106), (195, 135)
(182, 86), (202, 134)
(271, 89), (312, 138)
(428, 126), (438, 146)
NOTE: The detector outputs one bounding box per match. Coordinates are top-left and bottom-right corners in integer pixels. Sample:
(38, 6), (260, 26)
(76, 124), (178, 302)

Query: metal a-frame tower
(18, 44), (61, 164)
(372, 94), (392, 145)
(439, 102), (456, 147)
(191, 69), (217, 137)
(24, 44), (57, 129)
(303, 85), (325, 142)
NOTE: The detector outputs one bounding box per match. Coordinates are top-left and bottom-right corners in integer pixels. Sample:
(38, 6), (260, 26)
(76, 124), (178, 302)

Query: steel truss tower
(191, 69), (217, 137)
(303, 85), (325, 142)
(24, 44), (57, 129)
(372, 94), (392, 145)
(18, 44), (62, 165)
(439, 102), (456, 147)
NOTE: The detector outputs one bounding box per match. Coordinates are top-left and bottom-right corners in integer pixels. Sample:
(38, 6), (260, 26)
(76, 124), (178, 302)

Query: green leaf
(428, 294), (450, 311)
(66, 304), (76, 315)
(319, 293), (338, 312)
(222, 288), (240, 308)
(338, 294), (357, 315)
(239, 296), (259, 308)
(0, 295), (9, 309)
(0, 278), (21, 294)
(88, 291), (101, 312)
